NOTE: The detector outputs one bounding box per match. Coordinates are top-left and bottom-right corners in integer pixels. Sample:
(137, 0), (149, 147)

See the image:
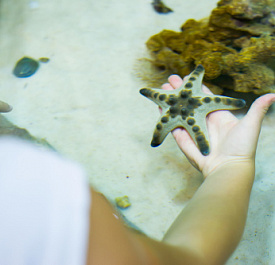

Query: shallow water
(0, 0), (274, 263)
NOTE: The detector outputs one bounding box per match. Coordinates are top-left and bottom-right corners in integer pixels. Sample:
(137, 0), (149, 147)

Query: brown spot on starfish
(140, 65), (246, 155)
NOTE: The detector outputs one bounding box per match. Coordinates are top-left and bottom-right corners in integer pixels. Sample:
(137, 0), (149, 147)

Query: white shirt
(0, 137), (91, 265)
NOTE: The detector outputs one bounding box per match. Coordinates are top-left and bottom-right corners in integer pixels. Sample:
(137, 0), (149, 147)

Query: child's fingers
(246, 93), (275, 122)
(203, 85), (238, 123)
(201, 84), (213, 95)
(242, 93), (275, 138)
(168, 75), (183, 89)
(172, 128), (204, 170)
(161, 83), (174, 91)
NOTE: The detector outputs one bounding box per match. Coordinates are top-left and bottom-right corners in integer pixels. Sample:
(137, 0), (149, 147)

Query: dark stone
(13, 57), (39, 78)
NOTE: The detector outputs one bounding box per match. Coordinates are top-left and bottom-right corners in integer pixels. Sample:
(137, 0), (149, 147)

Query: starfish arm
(150, 115), (183, 147)
(177, 64), (205, 94)
(187, 114), (210, 155)
(139, 87), (161, 103)
(198, 95), (246, 115)
(140, 87), (182, 110)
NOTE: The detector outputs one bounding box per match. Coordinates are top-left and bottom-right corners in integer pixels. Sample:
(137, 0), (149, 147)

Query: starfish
(140, 65), (246, 155)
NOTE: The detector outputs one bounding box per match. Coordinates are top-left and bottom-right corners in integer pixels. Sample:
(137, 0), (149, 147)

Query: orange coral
(146, 0), (275, 94)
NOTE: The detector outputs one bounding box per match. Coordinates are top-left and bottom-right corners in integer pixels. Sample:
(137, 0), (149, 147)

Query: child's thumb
(243, 93), (275, 133)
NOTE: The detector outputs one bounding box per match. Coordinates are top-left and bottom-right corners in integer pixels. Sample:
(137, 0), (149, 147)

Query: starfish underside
(140, 65), (246, 155)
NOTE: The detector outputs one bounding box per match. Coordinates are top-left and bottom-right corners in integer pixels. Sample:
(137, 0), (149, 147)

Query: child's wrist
(203, 159), (255, 180)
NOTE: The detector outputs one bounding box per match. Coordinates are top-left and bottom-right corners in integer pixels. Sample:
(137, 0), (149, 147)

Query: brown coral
(145, 0), (275, 95)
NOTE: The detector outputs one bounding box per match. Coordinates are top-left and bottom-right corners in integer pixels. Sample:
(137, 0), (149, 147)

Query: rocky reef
(145, 0), (275, 95)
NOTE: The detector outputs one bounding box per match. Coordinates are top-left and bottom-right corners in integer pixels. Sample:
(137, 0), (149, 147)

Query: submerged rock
(115, 195), (131, 209)
(152, 0), (173, 14)
(13, 56), (50, 78)
(0, 100), (12, 113)
(13, 57), (39, 78)
(144, 0), (275, 95)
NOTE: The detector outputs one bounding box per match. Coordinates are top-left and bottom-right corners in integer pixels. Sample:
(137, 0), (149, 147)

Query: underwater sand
(0, 0), (274, 263)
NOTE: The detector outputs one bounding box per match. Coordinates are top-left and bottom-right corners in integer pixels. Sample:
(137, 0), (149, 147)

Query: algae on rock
(144, 0), (275, 95)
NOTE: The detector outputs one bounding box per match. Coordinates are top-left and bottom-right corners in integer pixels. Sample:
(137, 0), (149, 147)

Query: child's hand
(162, 75), (275, 178)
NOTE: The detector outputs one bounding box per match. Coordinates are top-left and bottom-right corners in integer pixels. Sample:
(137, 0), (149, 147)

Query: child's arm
(87, 75), (275, 265)
(163, 161), (254, 265)
(161, 75), (275, 264)
(88, 163), (253, 265)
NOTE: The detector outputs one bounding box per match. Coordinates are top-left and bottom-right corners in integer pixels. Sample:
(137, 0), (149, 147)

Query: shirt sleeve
(0, 137), (91, 265)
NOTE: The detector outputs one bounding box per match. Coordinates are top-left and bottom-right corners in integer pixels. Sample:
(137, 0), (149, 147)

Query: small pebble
(115, 195), (131, 209)
(0, 100), (12, 113)
(39, 57), (50, 63)
(152, 0), (173, 14)
(13, 57), (39, 78)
